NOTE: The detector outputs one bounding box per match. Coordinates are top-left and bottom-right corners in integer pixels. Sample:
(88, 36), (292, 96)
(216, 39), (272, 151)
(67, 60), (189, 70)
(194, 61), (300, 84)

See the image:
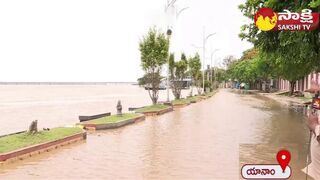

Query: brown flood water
(0, 85), (311, 179)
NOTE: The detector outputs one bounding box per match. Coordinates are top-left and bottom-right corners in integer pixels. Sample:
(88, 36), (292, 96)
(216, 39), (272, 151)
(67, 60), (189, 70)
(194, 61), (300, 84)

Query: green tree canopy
(239, 0), (320, 94)
(139, 27), (169, 104)
(169, 53), (188, 99)
(188, 53), (202, 95)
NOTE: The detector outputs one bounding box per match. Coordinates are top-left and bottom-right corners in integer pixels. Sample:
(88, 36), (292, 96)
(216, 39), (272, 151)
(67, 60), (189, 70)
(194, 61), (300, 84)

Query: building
(277, 72), (320, 92)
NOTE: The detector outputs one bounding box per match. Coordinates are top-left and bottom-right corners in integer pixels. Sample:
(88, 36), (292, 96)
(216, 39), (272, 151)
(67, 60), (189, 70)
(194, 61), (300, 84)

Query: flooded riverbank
(0, 87), (310, 179)
(0, 84), (190, 136)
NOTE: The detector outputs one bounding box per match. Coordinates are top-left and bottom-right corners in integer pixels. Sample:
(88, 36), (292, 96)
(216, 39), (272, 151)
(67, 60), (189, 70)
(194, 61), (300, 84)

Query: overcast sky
(0, 0), (252, 82)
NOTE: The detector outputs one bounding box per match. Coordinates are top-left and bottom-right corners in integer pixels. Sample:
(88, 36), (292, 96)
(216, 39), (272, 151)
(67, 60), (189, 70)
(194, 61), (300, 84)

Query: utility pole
(166, 30), (172, 102)
(201, 27), (216, 94)
(165, 0), (175, 102)
(165, 0), (188, 102)
(210, 49), (220, 83)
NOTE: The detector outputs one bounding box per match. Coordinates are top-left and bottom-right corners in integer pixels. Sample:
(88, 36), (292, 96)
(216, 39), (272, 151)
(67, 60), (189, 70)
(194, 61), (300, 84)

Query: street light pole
(176, 7), (189, 19)
(165, 0), (176, 102)
(165, 0), (188, 102)
(201, 27), (216, 94)
(210, 49), (220, 83)
(166, 29), (172, 102)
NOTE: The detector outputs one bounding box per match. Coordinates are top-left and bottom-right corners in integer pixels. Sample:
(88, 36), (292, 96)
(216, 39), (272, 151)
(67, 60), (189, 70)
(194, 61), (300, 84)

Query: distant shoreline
(0, 82), (137, 85)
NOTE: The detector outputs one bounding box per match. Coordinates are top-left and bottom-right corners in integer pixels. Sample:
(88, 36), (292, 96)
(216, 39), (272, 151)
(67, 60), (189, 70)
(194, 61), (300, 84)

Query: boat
(79, 112), (111, 122)
(128, 107), (144, 111)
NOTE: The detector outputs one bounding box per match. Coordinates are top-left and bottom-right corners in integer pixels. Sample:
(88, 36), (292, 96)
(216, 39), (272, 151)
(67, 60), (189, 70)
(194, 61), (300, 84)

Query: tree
(261, 47), (314, 94)
(222, 55), (237, 69)
(215, 68), (227, 83)
(195, 72), (203, 95)
(139, 28), (169, 104)
(239, 0), (320, 95)
(226, 48), (273, 91)
(188, 53), (202, 96)
(229, 59), (258, 84)
(138, 73), (163, 87)
(169, 53), (188, 99)
(168, 53), (175, 78)
(202, 80), (213, 92)
(227, 50), (257, 85)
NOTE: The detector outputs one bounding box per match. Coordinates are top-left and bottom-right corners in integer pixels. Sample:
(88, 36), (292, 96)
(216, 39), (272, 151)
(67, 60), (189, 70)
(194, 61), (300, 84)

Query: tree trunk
(151, 96), (157, 105)
(189, 79), (193, 96)
(172, 81), (182, 100)
(148, 70), (159, 105)
(151, 84), (159, 104)
(196, 83), (202, 95)
(289, 81), (296, 96)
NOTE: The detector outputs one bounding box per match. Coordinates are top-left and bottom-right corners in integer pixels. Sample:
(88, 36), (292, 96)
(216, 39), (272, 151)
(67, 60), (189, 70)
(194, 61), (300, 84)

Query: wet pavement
(0, 87), (310, 179)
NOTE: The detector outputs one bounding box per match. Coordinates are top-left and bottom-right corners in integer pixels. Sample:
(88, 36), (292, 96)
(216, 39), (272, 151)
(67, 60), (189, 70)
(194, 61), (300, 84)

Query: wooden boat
(0, 131), (25, 138)
(128, 107), (144, 111)
(79, 112), (111, 122)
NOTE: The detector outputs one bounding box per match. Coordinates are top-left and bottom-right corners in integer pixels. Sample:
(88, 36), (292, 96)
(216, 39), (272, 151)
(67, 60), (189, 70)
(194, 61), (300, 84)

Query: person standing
(305, 109), (320, 179)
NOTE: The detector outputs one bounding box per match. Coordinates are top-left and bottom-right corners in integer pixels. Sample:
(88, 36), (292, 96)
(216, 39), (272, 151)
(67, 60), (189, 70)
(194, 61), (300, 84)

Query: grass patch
(187, 95), (201, 102)
(83, 113), (140, 125)
(172, 98), (190, 105)
(135, 104), (170, 113)
(0, 127), (83, 153)
(205, 91), (217, 97)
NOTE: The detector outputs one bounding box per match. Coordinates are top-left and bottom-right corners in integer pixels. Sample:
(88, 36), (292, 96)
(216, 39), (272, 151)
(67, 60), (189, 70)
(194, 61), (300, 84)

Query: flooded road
(0, 87), (310, 179)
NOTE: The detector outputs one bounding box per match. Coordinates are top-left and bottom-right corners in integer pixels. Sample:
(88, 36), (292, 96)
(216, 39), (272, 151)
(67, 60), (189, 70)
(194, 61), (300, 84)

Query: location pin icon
(277, 150), (291, 173)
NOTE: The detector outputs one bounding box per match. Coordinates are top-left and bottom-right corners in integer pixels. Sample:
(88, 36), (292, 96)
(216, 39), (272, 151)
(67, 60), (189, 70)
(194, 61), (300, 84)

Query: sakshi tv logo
(254, 8), (319, 31)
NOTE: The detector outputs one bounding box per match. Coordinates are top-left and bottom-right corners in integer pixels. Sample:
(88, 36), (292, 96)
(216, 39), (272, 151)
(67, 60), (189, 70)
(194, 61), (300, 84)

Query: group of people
(235, 82), (247, 90)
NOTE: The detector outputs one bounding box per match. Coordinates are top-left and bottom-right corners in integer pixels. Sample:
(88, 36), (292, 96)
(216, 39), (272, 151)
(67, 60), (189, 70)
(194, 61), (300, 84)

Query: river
(0, 85), (310, 179)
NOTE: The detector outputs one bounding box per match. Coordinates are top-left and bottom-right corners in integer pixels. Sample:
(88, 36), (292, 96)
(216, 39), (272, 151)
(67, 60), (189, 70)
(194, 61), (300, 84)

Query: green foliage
(139, 27), (170, 104)
(188, 53), (201, 80)
(203, 80), (213, 91)
(240, 48), (258, 61)
(228, 59), (258, 83)
(169, 53), (175, 77)
(188, 53), (202, 95)
(174, 54), (188, 80)
(215, 68), (228, 83)
(239, 1), (320, 94)
(227, 48), (275, 87)
(137, 76), (146, 86)
(227, 48), (258, 83)
(169, 53), (189, 99)
(310, 0), (320, 8)
(139, 28), (169, 71)
(137, 72), (163, 86)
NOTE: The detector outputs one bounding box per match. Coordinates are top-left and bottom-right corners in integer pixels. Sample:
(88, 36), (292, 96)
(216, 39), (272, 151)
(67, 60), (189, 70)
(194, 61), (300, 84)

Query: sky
(0, 0), (252, 82)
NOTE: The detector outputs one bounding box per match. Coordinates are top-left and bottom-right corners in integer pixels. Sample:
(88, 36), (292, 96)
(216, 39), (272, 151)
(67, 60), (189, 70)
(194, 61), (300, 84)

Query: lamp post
(210, 49), (220, 83)
(202, 27), (216, 94)
(166, 29), (172, 102)
(176, 7), (189, 19)
(165, 0), (176, 102)
(164, 0), (188, 102)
